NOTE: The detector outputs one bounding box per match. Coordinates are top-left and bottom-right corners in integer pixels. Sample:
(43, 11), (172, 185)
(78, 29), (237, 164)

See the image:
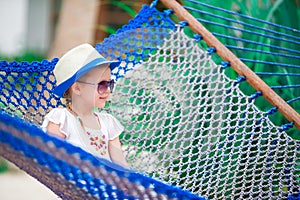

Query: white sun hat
(52, 43), (120, 97)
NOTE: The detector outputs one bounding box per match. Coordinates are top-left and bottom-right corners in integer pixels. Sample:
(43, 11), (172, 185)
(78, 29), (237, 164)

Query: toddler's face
(93, 67), (112, 108)
(77, 64), (112, 109)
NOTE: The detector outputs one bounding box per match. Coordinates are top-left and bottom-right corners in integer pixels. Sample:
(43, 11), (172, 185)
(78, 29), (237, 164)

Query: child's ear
(70, 82), (81, 95)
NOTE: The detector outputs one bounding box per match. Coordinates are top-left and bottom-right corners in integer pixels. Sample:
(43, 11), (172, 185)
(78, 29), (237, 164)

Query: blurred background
(0, 0), (299, 61)
(0, 0), (299, 199)
(0, 0), (152, 61)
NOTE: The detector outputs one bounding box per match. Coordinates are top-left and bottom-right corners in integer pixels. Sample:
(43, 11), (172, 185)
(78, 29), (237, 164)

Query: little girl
(42, 43), (128, 168)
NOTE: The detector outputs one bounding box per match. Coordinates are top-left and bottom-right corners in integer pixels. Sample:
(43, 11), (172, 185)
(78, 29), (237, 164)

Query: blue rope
(179, 21), (188, 27)
(280, 122), (294, 131)
(207, 47), (216, 54)
(193, 34), (203, 41)
(212, 33), (300, 55)
(270, 84), (300, 90)
(220, 61), (230, 69)
(163, 9), (174, 16)
(184, 0), (300, 34)
(287, 96), (300, 104)
(240, 59), (300, 70)
(225, 46), (300, 61)
(0, 59), (58, 73)
(195, 18), (300, 46)
(184, 6), (300, 42)
(150, 0), (158, 8)
(264, 107), (278, 116)
(249, 91), (262, 102)
(287, 192), (300, 200)
(234, 76), (246, 86)
(255, 72), (300, 77)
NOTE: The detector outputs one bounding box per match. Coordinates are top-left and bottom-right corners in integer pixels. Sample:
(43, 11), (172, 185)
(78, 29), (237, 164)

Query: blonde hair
(63, 88), (72, 109)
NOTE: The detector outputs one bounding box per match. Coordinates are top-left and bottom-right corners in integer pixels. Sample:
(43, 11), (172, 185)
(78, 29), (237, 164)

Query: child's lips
(99, 96), (108, 100)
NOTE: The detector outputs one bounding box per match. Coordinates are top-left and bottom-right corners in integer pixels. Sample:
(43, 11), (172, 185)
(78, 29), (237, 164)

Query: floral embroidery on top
(86, 131), (107, 156)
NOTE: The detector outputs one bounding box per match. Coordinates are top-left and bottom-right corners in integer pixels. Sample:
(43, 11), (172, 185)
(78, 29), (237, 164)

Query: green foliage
(0, 158), (8, 173)
(0, 51), (45, 62)
(109, 1), (137, 17)
(96, 0), (142, 36)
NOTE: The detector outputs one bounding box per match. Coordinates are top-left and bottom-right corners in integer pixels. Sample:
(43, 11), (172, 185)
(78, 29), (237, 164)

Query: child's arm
(108, 137), (129, 168)
(47, 122), (66, 139)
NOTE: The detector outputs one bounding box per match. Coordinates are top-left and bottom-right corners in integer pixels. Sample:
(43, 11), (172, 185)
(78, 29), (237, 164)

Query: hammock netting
(0, 1), (300, 199)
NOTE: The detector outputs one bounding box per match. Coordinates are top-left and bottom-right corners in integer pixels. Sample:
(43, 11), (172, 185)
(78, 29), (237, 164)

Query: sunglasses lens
(109, 80), (114, 92)
(97, 80), (114, 94)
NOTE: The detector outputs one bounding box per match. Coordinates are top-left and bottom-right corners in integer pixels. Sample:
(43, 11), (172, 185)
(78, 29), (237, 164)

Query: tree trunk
(48, 0), (99, 59)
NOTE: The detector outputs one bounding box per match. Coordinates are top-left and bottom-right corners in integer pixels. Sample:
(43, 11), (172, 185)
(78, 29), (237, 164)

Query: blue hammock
(0, 1), (300, 199)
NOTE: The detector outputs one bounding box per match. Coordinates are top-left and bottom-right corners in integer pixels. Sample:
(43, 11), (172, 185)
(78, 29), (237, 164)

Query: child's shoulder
(42, 108), (71, 131)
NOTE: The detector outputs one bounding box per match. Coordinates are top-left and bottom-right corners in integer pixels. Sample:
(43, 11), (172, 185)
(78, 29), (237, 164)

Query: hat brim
(52, 58), (120, 97)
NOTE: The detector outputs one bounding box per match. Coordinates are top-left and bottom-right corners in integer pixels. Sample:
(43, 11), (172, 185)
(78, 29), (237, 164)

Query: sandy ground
(0, 161), (59, 200)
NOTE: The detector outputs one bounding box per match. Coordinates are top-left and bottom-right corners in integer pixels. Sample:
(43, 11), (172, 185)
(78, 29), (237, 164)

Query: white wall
(26, 0), (52, 55)
(0, 0), (28, 55)
(0, 0), (52, 56)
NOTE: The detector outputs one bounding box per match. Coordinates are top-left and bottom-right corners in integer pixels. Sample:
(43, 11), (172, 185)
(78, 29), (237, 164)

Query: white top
(41, 108), (124, 161)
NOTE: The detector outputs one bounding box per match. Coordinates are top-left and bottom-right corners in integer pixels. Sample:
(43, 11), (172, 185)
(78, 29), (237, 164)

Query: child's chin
(94, 103), (106, 109)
